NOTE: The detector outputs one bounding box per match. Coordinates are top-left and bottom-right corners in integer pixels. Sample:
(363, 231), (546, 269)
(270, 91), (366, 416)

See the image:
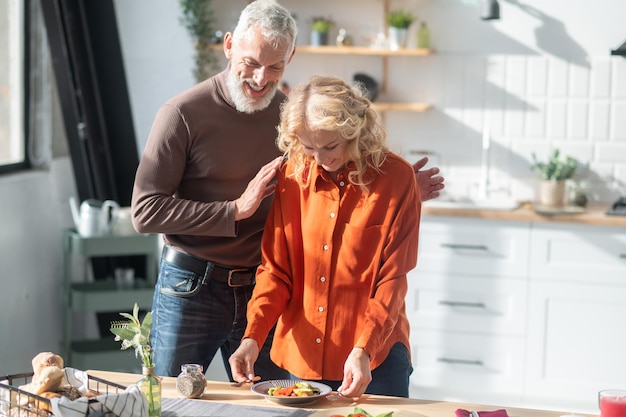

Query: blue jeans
(293, 342), (413, 398)
(150, 253), (289, 379)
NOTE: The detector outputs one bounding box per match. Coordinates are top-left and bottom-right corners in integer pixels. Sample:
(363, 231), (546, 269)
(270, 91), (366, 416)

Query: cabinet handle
(439, 300), (486, 309)
(440, 243), (488, 251)
(438, 357), (484, 366)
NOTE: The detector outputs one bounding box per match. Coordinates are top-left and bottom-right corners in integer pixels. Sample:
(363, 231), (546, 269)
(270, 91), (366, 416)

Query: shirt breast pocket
(335, 223), (384, 286)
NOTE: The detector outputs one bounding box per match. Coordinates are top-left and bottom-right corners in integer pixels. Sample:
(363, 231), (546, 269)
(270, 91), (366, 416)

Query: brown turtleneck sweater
(131, 70), (284, 268)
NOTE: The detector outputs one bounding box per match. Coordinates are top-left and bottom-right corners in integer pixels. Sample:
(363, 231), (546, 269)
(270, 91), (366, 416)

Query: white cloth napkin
(51, 368), (148, 417)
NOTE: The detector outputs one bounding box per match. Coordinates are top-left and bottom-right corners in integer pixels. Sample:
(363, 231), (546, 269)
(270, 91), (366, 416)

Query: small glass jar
(176, 364), (207, 399)
(567, 180), (589, 207)
(336, 28), (353, 46)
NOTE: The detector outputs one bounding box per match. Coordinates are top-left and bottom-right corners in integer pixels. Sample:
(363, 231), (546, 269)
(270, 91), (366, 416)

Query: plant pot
(539, 180), (566, 207)
(310, 30), (329, 46)
(388, 27), (408, 50)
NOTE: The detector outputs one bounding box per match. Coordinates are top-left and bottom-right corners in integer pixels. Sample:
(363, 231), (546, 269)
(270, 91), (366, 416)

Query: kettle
(70, 197), (120, 237)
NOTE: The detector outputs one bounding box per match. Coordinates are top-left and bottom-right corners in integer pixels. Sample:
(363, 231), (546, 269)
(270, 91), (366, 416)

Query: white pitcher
(70, 197), (120, 237)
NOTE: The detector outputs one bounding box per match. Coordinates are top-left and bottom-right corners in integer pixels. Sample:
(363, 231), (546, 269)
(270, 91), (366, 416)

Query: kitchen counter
(422, 203), (626, 227)
(88, 370), (596, 417)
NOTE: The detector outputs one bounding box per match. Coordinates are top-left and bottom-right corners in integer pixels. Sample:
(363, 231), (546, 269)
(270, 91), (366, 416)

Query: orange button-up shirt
(244, 152), (421, 380)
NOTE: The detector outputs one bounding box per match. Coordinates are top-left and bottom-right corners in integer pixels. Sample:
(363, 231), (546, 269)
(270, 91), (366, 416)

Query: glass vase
(138, 366), (162, 417)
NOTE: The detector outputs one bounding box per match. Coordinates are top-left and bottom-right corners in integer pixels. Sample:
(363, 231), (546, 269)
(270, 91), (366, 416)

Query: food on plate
(329, 406), (394, 417)
(267, 381), (321, 397)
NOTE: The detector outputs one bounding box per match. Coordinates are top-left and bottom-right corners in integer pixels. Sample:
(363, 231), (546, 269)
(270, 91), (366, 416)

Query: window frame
(0, 0), (30, 175)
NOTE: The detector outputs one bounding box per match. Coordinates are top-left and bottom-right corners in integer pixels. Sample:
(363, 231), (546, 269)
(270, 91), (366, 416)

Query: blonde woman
(229, 75), (420, 398)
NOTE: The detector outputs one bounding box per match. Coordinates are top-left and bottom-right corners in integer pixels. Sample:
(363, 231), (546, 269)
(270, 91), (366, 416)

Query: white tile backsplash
(611, 102), (626, 140)
(547, 101), (568, 138)
(567, 101), (589, 140)
(612, 59), (626, 99)
(527, 57), (548, 98)
(591, 59), (611, 99)
(569, 65), (590, 98)
(590, 101), (611, 140)
(548, 58), (569, 98)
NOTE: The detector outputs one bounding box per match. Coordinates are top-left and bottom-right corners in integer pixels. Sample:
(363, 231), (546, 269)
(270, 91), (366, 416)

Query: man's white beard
(226, 70), (277, 114)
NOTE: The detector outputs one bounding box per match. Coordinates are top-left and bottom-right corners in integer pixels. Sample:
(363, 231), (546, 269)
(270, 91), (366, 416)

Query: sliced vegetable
(346, 407), (394, 417)
(267, 381), (321, 397)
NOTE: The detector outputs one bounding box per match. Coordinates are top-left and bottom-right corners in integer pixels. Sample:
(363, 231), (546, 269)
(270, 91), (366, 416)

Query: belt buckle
(228, 268), (252, 287)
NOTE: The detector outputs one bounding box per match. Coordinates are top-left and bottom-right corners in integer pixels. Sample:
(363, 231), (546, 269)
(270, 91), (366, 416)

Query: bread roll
(19, 366), (64, 397)
(35, 392), (60, 412)
(31, 352), (64, 376)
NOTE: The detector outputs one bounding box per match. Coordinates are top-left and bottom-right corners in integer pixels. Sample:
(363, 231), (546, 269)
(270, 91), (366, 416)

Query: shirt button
(315, 338), (322, 344)
(318, 306), (324, 312)
(320, 276), (326, 282)
(339, 181), (345, 186)
(330, 212), (336, 218)
(323, 244), (329, 251)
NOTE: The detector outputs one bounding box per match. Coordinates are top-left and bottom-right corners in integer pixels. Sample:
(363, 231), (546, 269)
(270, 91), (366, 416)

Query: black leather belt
(162, 246), (256, 287)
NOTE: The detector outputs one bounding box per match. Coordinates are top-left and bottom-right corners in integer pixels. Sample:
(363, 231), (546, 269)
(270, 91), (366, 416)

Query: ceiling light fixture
(481, 0), (500, 20)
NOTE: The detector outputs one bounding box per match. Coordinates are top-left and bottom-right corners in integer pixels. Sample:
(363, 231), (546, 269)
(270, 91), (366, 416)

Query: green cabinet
(62, 229), (160, 372)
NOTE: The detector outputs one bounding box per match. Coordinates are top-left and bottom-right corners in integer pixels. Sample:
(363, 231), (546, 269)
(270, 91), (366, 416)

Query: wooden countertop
(421, 203), (626, 227)
(88, 370), (596, 417)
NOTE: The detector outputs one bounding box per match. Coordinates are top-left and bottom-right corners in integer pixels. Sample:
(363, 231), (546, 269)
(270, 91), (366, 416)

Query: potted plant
(179, 0), (220, 82)
(530, 148), (578, 207)
(310, 16), (334, 46)
(386, 9), (415, 50)
(111, 303), (161, 417)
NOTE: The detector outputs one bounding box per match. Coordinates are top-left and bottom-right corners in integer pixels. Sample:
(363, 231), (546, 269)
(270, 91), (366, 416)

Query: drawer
(406, 271), (527, 336)
(417, 217), (530, 278)
(530, 223), (626, 285)
(409, 329), (525, 404)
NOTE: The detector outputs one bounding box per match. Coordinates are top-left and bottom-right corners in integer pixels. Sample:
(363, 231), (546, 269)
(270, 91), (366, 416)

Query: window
(0, 0), (29, 173)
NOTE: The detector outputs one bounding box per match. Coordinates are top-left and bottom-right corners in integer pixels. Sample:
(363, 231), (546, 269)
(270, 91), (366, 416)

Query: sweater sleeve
(355, 162), (421, 360)
(131, 103), (236, 237)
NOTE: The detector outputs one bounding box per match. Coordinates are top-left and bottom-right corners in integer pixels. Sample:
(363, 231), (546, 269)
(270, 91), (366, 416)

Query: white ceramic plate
(250, 379), (332, 406)
(311, 406), (427, 417)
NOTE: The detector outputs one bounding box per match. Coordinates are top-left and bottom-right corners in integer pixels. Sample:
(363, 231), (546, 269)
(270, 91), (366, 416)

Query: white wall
(116, 0), (626, 204)
(1, 0), (625, 378)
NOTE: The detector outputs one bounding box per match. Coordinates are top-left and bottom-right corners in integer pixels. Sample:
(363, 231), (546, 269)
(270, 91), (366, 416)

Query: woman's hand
(228, 338), (261, 383)
(336, 347), (372, 398)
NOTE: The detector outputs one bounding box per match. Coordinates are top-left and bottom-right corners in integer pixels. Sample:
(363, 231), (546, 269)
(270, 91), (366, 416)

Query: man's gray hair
(233, 0), (298, 53)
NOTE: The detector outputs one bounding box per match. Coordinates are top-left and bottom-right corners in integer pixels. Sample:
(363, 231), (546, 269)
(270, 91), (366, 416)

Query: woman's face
(298, 129), (349, 173)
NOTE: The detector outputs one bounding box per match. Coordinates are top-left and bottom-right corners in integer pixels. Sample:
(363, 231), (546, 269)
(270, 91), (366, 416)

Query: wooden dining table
(88, 370), (596, 417)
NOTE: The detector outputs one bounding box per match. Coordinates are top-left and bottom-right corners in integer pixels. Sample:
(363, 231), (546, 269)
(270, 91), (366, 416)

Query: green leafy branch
(110, 303), (154, 368)
(530, 148), (578, 181)
(386, 9), (415, 29)
(179, 0), (219, 82)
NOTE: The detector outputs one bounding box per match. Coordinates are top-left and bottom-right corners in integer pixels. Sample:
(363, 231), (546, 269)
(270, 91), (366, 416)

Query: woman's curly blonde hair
(277, 75), (388, 193)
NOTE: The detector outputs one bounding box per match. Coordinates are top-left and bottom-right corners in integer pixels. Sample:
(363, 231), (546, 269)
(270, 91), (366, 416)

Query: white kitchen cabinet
(524, 223), (626, 413)
(410, 328), (526, 407)
(529, 222), (626, 285)
(415, 217), (530, 278)
(408, 216), (531, 406)
(409, 217), (626, 413)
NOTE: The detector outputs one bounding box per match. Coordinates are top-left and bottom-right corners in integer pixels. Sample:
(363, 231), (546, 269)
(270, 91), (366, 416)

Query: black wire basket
(0, 372), (126, 417)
